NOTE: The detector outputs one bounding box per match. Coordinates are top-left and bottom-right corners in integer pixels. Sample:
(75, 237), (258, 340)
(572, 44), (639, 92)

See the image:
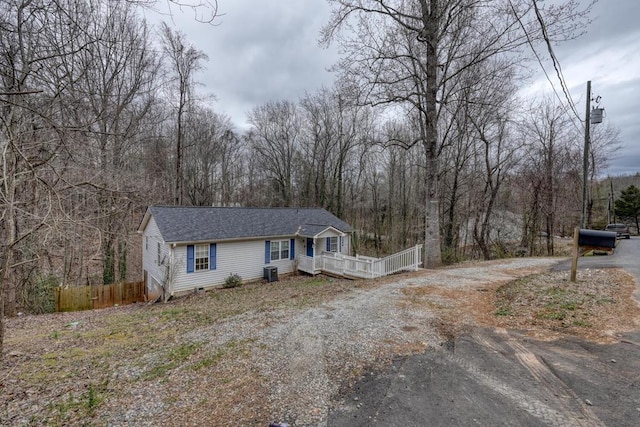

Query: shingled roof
(139, 206), (353, 243)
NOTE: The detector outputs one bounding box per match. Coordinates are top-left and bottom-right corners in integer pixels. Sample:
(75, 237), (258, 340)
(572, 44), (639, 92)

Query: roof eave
(296, 225), (350, 238)
(164, 234), (297, 246)
(137, 208), (152, 234)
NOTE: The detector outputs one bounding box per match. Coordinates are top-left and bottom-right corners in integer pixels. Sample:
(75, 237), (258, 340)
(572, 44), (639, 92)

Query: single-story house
(138, 206), (353, 298)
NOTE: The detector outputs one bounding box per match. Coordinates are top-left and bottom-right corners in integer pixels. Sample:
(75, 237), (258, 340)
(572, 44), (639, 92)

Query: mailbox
(571, 227), (616, 283)
(577, 229), (616, 249)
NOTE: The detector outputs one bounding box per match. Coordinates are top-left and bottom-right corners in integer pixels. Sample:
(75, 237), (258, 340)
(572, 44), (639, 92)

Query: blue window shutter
(290, 239), (295, 260)
(186, 245), (194, 273)
(265, 241), (271, 264)
(326, 238), (331, 252)
(210, 243), (217, 270)
(339, 236), (343, 252)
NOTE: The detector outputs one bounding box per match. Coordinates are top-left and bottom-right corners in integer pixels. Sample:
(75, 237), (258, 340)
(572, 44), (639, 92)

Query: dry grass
(401, 268), (640, 344)
(1, 274), (362, 426)
(491, 268), (640, 342)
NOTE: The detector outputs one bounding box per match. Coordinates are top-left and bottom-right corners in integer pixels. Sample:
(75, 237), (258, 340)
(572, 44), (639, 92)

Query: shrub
(222, 273), (242, 289)
(21, 274), (59, 314)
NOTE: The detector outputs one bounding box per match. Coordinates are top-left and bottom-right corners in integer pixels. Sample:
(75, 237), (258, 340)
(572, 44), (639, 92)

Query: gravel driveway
(4, 256), (595, 427)
(236, 257), (561, 425)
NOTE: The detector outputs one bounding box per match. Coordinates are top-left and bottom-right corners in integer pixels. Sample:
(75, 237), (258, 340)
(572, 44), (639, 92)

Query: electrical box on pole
(590, 107), (604, 124)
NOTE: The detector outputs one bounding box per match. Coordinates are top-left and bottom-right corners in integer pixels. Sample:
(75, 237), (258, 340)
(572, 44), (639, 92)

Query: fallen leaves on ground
(2, 261), (638, 426)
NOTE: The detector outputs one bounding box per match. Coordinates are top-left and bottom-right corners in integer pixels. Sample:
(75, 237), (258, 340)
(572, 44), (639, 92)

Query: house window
(194, 244), (209, 271)
(329, 236), (338, 252)
(270, 240), (290, 261)
(187, 243), (216, 273)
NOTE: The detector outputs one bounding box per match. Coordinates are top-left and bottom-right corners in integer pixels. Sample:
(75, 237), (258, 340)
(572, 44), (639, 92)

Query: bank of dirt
(1, 257), (638, 426)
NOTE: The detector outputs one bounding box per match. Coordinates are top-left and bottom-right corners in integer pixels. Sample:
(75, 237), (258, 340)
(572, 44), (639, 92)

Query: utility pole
(581, 81), (591, 229)
(609, 178), (615, 224)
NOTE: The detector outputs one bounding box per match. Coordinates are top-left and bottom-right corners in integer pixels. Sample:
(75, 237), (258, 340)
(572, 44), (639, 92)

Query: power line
(531, 0), (582, 121)
(508, 0), (583, 134)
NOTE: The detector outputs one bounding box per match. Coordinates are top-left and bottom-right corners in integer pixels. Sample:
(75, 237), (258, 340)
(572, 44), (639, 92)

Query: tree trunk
(422, 0), (442, 268)
(0, 189), (17, 355)
(175, 89), (185, 206)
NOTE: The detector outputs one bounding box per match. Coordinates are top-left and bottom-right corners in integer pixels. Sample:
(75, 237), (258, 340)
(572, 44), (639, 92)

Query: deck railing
(378, 244), (423, 276)
(297, 254), (316, 274)
(297, 244), (423, 279)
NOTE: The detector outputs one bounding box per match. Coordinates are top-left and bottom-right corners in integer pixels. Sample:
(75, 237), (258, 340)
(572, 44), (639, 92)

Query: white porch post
(313, 238), (317, 272)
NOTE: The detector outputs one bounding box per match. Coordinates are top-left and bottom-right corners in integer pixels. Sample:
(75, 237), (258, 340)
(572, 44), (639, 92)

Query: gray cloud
(162, 0), (338, 129)
(532, 0), (640, 177)
(160, 0), (639, 176)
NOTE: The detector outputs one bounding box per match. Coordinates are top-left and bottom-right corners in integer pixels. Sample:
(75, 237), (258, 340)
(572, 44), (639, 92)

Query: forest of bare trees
(0, 0), (625, 350)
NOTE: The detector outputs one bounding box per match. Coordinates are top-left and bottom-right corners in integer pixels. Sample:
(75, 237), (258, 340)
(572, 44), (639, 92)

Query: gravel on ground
(1, 257), (638, 426)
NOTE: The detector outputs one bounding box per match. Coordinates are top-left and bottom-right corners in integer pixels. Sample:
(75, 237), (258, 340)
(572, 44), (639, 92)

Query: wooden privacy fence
(55, 281), (146, 312)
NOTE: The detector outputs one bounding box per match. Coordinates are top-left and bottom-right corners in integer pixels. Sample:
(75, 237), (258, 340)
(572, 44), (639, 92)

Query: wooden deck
(297, 245), (423, 279)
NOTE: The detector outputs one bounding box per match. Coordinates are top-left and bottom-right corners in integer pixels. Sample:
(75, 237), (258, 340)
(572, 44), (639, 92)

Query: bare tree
(298, 85), (372, 217)
(160, 22), (208, 205)
(0, 0), (162, 354)
(247, 100), (302, 206)
(450, 59), (520, 259)
(0, 0), (87, 354)
(322, 0), (594, 267)
(586, 122), (621, 226)
(377, 120), (425, 253)
(517, 97), (577, 253)
(68, 2), (160, 285)
(439, 96), (478, 261)
(469, 115), (520, 259)
(127, 0), (222, 24)
(183, 108), (239, 206)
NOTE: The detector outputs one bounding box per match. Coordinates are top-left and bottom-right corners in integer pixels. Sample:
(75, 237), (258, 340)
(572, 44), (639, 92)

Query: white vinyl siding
(344, 234), (350, 254)
(141, 211), (352, 296)
(141, 217), (171, 287)
(315, 230), (350, 256)
(171, 239), (296, 295)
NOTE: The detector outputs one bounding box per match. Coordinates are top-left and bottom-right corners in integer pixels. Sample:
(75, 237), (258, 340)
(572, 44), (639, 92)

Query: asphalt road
(328, 238), (640, 427)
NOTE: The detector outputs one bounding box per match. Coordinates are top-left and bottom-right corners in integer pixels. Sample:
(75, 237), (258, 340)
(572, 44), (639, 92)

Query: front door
(306, 238), (314, 257)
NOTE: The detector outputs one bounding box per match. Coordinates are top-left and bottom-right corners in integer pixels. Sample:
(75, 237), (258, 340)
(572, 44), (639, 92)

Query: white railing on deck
(377, 244), (423, 276)
(297, 255), (316, 275)
(297, 244), (423, 279)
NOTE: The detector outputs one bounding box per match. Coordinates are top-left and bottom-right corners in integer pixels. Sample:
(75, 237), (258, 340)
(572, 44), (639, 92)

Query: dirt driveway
(329, 241), (640, 427)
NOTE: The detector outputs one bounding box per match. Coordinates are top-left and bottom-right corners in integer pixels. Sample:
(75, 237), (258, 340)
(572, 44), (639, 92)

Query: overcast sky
(156, 0), (640, 178)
